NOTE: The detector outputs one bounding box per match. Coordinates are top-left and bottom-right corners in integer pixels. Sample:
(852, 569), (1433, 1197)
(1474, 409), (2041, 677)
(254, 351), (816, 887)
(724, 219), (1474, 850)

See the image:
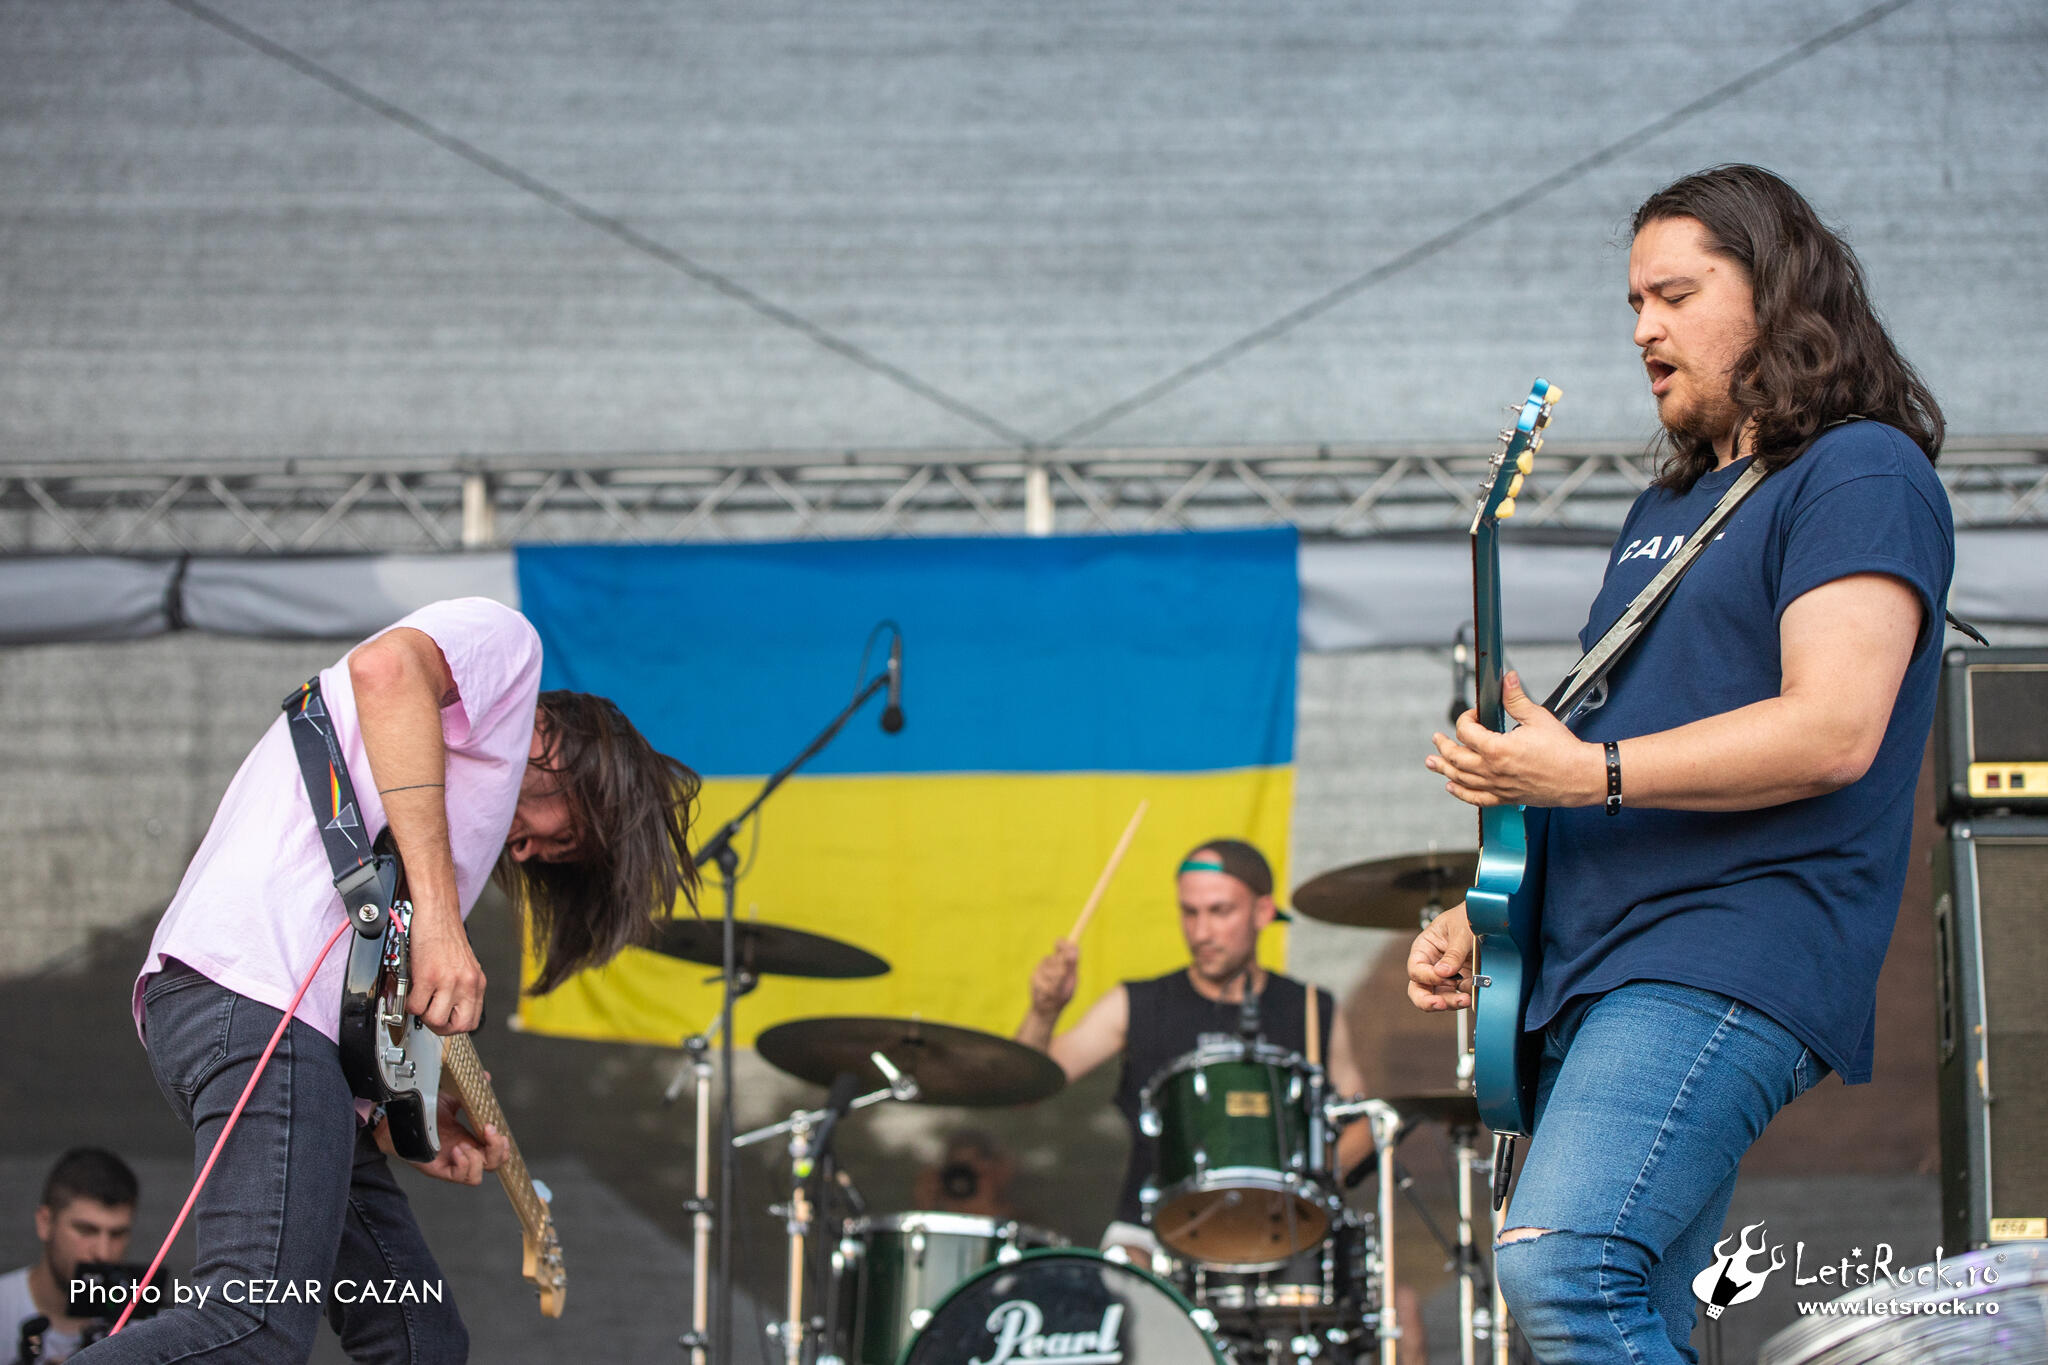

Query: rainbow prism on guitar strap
(1464, 385), (1769, 1210)
(282, 678), (397, 941)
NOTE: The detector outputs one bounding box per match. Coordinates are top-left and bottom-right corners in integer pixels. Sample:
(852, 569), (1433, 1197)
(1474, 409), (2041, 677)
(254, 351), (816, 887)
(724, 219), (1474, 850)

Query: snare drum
(903, 1249), (1228, 1364)
(1139, 1039), (1333, 1268)
(1178, 1207), (1378, 1328)
(836, 1212), (1062, 1365)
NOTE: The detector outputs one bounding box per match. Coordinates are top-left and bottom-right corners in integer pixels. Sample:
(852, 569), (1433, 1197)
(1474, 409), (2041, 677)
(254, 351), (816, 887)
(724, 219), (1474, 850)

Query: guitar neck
(440, 1034), (550, 1235)
(1471, 521), (1509, 734)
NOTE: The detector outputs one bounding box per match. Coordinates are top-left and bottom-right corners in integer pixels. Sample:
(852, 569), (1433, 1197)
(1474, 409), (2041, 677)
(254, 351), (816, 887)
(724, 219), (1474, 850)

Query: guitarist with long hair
(89, 598), (700, 1364)
(1407, 166), (1953, 1364)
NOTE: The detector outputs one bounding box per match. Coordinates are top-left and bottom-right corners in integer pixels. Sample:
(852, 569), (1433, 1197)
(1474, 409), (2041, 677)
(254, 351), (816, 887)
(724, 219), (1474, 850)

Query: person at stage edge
(1016, 838), (1370, 1255)
(80, 598), (700, 1365)
(3, 1149), (138, 1364)
(1410, 165), (1954, 1365)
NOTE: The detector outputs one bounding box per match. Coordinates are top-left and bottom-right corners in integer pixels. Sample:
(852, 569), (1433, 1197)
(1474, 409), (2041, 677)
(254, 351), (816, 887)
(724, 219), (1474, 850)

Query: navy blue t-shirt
(1529, 421), (1954, 1083)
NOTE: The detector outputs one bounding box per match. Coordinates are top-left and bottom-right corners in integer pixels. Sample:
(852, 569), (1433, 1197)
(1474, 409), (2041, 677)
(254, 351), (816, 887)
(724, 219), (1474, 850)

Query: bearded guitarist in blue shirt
(1407, 164), (1954, 1365)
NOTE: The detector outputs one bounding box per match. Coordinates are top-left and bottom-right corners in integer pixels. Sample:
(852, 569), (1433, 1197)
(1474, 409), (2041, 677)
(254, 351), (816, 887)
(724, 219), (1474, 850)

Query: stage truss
(4, 438), (2045, 553)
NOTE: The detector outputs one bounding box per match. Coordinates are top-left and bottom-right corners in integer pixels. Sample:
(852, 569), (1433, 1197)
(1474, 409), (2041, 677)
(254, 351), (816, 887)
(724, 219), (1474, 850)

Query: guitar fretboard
(440, 1034), (556, 1263)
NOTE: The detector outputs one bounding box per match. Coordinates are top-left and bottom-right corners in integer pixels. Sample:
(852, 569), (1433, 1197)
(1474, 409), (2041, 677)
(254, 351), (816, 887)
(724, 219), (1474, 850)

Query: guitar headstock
(1469, 379), (1562, 534)
(523, 1213), (567, 1318)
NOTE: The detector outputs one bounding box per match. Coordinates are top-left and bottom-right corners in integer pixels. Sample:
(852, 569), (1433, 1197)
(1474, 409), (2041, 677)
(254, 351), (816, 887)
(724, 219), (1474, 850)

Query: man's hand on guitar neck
(1428, 671), (1605, 809)
(1406, 904), (1474, 1013)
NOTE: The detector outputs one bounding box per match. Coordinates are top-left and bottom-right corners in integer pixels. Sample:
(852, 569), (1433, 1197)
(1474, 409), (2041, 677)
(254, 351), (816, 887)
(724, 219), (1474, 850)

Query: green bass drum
(901, 1249), (1227, 1364)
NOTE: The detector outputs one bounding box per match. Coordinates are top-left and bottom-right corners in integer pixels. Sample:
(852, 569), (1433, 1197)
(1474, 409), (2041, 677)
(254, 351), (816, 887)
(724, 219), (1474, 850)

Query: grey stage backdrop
(1, 0), (2042, 466)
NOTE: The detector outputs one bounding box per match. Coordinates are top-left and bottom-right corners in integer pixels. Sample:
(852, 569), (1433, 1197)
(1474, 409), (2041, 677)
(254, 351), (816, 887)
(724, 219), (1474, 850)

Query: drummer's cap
(1180, 838), (1273, 898)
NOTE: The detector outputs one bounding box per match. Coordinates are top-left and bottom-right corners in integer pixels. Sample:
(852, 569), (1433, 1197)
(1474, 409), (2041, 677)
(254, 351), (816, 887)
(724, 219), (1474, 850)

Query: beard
(1656, 371), (1746, 452)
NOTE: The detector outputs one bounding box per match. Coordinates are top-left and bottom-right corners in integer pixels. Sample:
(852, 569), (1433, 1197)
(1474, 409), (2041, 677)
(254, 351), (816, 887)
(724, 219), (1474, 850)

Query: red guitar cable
(109, 918), (353, 1336)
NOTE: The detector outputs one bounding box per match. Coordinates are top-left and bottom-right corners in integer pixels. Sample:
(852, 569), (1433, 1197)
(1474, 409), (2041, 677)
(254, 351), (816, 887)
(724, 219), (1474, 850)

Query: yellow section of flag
(517, 766), (1294, 1048)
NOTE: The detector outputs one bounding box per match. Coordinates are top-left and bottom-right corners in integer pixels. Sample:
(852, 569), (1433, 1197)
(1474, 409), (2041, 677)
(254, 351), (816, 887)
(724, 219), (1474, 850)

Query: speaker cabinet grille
(1938, 822), (2048, 1247)
(1974, 840), (2048, 1223)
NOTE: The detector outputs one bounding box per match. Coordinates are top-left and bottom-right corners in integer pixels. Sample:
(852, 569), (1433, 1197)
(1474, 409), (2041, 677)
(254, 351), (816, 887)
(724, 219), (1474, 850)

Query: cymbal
(1291, 850), (1479, 930)
(649, 919), (889, 980)
(755, 1016), (1066, 1108)
(1381, 1090), (1484, 1132)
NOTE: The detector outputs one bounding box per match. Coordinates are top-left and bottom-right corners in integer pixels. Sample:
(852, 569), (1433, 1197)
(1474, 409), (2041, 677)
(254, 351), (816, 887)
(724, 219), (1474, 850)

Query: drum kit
(658, 846), (1517, 1365)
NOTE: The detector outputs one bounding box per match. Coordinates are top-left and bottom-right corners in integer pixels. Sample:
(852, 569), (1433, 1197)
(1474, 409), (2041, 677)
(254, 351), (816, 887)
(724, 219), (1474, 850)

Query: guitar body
(1463, 379), (1562, 1142)
(337, 833), (443, 1163)
(1468, 804), (1546, 1137)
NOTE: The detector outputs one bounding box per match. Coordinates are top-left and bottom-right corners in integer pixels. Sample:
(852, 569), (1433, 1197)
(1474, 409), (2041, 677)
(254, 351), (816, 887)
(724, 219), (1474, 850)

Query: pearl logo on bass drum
(968, 1301), (1126, 1365)
(904, 1251), (1229, 1365)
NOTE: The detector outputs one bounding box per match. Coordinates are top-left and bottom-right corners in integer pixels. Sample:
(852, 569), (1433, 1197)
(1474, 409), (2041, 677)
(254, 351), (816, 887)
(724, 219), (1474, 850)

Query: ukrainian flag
(512, 528), (1296, 1045)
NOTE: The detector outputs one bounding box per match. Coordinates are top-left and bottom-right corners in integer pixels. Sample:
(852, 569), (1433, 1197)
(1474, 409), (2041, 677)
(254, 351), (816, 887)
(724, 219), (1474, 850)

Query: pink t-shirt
(135, 598), (544, 1045)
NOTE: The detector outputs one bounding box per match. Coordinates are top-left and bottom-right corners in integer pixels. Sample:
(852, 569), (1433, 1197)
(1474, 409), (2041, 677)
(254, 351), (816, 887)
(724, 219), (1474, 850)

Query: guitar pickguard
(336, 851), (442, 1162)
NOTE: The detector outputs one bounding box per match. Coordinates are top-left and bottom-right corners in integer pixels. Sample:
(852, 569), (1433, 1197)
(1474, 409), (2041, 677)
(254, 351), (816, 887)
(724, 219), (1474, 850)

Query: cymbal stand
(1447, 1121), (1500, 1365)
(736, 1058), (919, 1365)
(688, 653), (897, 1364)
(1359, 1099), (1402, 1365)
(677, 1030), (717, 1365)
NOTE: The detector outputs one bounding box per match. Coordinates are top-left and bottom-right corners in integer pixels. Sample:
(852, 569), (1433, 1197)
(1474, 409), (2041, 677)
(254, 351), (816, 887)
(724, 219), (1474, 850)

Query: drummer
(1015, 838), (1373, 1265)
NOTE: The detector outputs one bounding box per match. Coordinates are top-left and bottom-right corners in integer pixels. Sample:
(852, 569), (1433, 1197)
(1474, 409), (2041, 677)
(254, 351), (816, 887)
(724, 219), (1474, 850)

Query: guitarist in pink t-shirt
(93, 598), (700, 1365)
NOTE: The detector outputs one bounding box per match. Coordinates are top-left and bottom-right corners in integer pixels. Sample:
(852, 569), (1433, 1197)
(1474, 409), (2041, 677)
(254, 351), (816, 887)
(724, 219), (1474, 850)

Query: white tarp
(2, 534), (2041, 649)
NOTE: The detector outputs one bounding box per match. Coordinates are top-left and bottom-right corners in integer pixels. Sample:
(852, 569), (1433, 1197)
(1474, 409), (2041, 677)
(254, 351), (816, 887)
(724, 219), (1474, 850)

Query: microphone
(794, 1071), (861, 1179)
(879, 631), (905, 734)
(1237, 972), (1262, 1042)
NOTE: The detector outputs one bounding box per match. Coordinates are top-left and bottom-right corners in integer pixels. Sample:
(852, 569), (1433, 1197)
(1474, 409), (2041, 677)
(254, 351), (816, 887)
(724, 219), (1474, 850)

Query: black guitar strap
(282, 678), (394, 939)
(1541, 461), (1770, 723)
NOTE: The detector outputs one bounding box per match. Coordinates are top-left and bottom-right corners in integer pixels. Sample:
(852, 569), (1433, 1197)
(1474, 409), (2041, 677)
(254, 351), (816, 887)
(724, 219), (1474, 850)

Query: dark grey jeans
(77, 962), (468, 1364)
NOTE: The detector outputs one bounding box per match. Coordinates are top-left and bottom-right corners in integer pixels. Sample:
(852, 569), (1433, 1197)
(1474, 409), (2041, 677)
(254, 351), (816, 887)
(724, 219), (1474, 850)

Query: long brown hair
(1632, 164), (1944, 492)
(497, 690), (701, 994)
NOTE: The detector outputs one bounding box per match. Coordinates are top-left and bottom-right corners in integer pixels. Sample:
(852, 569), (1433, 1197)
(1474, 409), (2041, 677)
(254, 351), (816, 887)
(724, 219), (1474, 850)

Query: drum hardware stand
(1446, 1120), (1498, 1365)
(736, 1056), (920, 1365)
(671, 1029), (720, 1365)
(1354, 1100), (1404, 1365)
(687, 643), (900, 1365)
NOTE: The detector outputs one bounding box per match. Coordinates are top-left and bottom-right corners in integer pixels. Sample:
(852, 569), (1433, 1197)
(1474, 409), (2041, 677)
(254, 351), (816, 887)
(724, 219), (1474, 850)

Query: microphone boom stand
(693, 668), (895, 1365)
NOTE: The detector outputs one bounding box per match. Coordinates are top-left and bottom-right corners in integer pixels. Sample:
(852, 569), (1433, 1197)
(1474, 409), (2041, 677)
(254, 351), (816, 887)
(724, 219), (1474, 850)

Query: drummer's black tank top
(1110, 969), (1335, 1227)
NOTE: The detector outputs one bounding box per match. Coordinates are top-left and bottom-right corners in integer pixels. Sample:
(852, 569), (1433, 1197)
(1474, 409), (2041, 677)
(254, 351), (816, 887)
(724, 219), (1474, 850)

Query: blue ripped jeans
(76, 962), (467, 1364)
(1494, 981), (1825, 1365)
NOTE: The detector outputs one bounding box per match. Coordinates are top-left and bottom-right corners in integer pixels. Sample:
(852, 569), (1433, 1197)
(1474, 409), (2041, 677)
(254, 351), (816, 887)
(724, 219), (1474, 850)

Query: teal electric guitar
(1463, 379), (1560, 1205)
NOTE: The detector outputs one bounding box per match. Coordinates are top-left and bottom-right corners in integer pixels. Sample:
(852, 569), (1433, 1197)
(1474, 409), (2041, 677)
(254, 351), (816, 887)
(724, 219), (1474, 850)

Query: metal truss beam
(3, 438), (2044, 554)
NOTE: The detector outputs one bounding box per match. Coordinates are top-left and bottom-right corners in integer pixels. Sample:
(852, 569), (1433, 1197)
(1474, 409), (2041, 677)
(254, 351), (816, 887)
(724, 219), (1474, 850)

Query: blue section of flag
(516, 528), (1297, 776)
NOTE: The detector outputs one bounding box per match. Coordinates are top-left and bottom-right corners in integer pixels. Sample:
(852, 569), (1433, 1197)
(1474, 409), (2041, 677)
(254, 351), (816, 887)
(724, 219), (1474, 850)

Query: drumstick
(1065, 800), (1149, 943)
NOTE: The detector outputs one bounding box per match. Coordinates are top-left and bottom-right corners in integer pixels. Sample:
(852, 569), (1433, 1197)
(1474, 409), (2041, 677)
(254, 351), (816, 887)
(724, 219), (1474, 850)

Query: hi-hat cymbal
(755, 1016), (1066, 1108)
(1379, 1090), (1483, 1132)
(649, 919), (889, 980)
(1291, 851), (1479, 930)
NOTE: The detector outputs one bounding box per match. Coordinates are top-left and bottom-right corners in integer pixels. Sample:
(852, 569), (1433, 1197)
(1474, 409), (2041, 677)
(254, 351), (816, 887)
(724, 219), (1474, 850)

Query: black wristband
(1605, 740), (1622, 816)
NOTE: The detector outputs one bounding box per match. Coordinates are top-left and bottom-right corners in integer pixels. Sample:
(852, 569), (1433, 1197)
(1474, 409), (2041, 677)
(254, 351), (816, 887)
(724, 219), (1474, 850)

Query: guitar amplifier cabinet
(1933, 818), (2048, 1249)
(1936, 646), (2048, 821)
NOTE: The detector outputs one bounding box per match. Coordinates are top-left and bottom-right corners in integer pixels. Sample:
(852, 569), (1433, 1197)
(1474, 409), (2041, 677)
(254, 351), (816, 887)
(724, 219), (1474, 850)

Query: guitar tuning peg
(1508, 473), (1525, 499)
(1496, 497), (1517, 519)
(1545, 384), (1564, 404)
(1499, 428), (1514, 443)
(1529, 434), (1544, 453)
(1517, 449), (1535, 474)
